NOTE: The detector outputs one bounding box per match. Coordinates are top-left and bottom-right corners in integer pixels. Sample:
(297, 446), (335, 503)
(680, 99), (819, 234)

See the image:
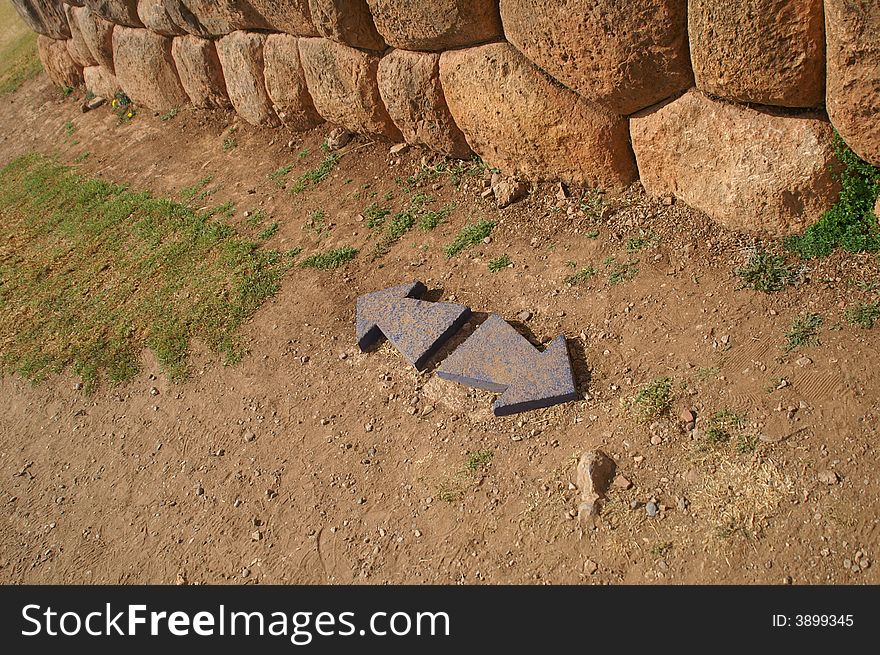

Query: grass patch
(160, 108), (178, 121)
(299, 245), (358, 270)
(628, 377), (673, 422)
(418, 203), (454, 230)
(784, 312), (823, 352)
(269, 163), (295, 186)
(845, 301), (879, 329)
(607, 258), (639, 285)
(488, 254), (511, 273)
(257, 222), (279, 241)
(784, 132), (880, 258)
(564, 262), (596, 285)
(736, 249), (795, 293)
(363, 202), (391, 229)
(0, 3), (41, 96)
(0, 155), (291, 390)
(703, 410), (744, 445)
(444, 219), (495, 258)
(371, 193), (432, 257)
(290, 154), (339, 194)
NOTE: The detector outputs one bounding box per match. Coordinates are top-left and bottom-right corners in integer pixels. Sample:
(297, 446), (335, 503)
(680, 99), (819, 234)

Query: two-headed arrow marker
(436, 314), (578, 416)
(356, 281), (471, 371)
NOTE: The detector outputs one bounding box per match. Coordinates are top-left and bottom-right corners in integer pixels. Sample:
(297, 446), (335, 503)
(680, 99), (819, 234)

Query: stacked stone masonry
(18, 0), (880, 236)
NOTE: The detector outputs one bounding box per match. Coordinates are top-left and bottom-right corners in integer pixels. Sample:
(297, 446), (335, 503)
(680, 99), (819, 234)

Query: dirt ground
(1, 75), (878, 585)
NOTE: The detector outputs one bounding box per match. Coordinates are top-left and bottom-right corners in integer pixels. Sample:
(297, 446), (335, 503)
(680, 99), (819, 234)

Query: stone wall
(17, 0), (880, 236)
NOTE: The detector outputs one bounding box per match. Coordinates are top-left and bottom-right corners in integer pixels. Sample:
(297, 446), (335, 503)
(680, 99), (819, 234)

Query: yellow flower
(127, 112), (133, 118)
(111, 99), (118, 108)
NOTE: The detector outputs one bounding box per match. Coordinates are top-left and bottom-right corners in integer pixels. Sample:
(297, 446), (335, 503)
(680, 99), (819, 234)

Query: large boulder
(83, 64), (119, 98)
(499, 0), (692, 116)
(84, 1), (143, 27)
(689, 0), (825, 108)
(378, 49), (470, 157)
(366, 0), (502, 51)
(171, 35), (230, 108)
(137, 0), (186, 36)
(299, 37), (401, 139)
(439, 42), (636, 188)
(263, 34), (323, 130)
(112, 26), (188, 110)
(64, 5), (98, 67)
(37, 36), (83, 87)
(307, 0), (385, 51)
(11, 1), (70, 39)
(630, 90), (840, 236)
(250, 1), (317, 35)
(164, 1), (264, 37)
(215, 31), (280, 127)
(74, 5), (115, 72)
(825, 0), (880, 166)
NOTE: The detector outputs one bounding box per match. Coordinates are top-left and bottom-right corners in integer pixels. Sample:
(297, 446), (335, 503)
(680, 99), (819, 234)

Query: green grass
(626, 234), (653, 253)
(845, 301), (879, 329)
(564, 263), (596, 285)
(257, 222), (279, 241)
(418, 203), (455, 230)
(465, 449), (494, 472)
(784, 312), (823, 352)
(0, 3), (41, 95)
(269, 163), (295, 186)
(784, 132), (880, 259)
(736, 249), (795, 293)
(363, 202), (391, 229)
(488, 254), (511, 273)
(629, 377), (673, 422)
(0, 155), (291, 390)
(371, 193), (432, 257)
(703, 410), (745, 445)
(607, 258), (639, 285)
(299, 245), (358, 270)
(290, 154), (339, 194)
(444, 219), (495, 258)
(160, 109), (178, 121)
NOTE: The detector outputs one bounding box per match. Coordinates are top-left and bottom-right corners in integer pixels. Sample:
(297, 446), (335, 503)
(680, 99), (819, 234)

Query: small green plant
(286, 246), (303, 258)
(257, 222), (279, 240)
(704, 410), (744, 445)
(626, 233), (653, 253)
(488, 254), (512, 273)
(697, 366), (720, 381)
(784, 312), (823, 352)
(418, 203), (455, 230)
(64, 120), (75, 137)
(465, 449), (494, 472)
(180, 175), (214, 203)
(363, 202), (391, 229)
(299, 245), (358, 270)
(290, 154), (339, 194)
(304, 209), (327, 238)
(579, 189), (604, 220)
(650, 542), (673, 558)
(629, 377), (673, 422)
(608, 259), (639, 285)
(297, 148), (310, 159)
(845, 301), (879, 329)
(160, 108), (178, 121)
(585, 228), (600, 239)
(246, 209), (265, 227)
(784, 132), (880, 258)
(222, 136), (237, 151)
(269, 163), (295, 186)
(61, 85), (74, 97)
(564, 263), (596, 285)
(444, 219), (495, 258)
(73, 152), (90, 164)
(736, 249), (795, 293)
(111, 91), (135, 122)
(736, 433), (760, 454)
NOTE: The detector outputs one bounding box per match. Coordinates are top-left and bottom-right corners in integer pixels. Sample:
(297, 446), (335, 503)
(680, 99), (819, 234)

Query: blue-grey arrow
(436, 314), (578, 416)
(356, 281), (471, 371)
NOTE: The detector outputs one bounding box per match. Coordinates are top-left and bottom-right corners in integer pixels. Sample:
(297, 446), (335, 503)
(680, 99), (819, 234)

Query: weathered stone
(366, 0), (502, 51)
(215, 31), (280, 126)
(825, 0), (880, 166)
(11, 0), (70, 39)
(83, 64), (118, 97)
(263, 34), (322, 130)
(171, 35), (230, 108)
(112, 26), (188, 110)
(164, 1), (263, 37)
(500, 0), (692, 116)
(490, 173), (527, 208)
(75, 5), (115, 72)
(37, 36), (83, 87)
(440, 43), (636, 188)
(308, 0), (385, 51)
(575, 450), (616, 519)
(299, 37), (401, 139)
(689, 0), (825, 108)
(84, 0), (143, 27)
(64, 5), (98, 67)
(377, 49), (470, 158)
(250, 0), (317, 35)
(137, 0), (186, 36)
(630, 90), (840, 236)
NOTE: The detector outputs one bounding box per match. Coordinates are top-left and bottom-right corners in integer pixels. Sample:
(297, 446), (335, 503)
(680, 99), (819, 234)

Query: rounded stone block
(825, 0), (880, 166)
(299, 37), (401, 139)
(84, 0), (143, 27)
(171, 35), (230, 109)
(263, 34), (323, 130)
(37, 36), (84, 87)
(83, 64), (119, 97)
(112, 26), (189, 110)
(366, 0), (502, 51)
(215, 31), (280, 127)
(689, 0), (825, 108)
(499, 0), (693, 116)
(439, 42), (637, 188)
(307, 0), (385, 51)
(164, 1), (264, 38)
(11, 0), (71, 39)
(137, 0), (186, 36)
(377, 49), (470, 158)
(250, 0), (317, 35)
(64, 5), (98, 67)
(629, 90), (840, 236)
(75, 5), (115, 72)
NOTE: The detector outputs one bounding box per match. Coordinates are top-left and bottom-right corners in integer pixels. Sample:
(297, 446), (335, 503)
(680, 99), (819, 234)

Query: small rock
(365, 423), (373, 432)
(194, 484), (204, 496)
(796, 356), (813, 367)
(150, 387), (159, 396)
(480, 187), (494, 199)
(646, 502), (658, 517)
(516, 310), (532, 322)
(677, 496), (689, 512)
(175, 571), (187, 586)
(84, 96), (106, 111)
(817, 469), (839, 485)
(389, 143), (408, 155)
(326, 127), (353, 151)
(650, 435), (662, 445)
(613, 474), (632, 490)
(491, 174), (527, 208)
(413, 529), (422, 538)
(679, 408), (695, 424)
(243, 431), (255, 442)
(421, 405), (435, 417)
(482, 236), (492, 245)
(662, 195), (675, 206)
(251, 530), (262, 541)
(576, 450), (616, 505)
(583, 559), (598, 575)
(241, 568), (250, 578)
